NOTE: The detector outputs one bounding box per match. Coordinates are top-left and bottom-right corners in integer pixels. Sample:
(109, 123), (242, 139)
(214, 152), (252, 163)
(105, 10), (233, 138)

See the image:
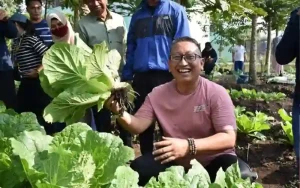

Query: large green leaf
(30, 150), (95, 188)
(43, 89), (101, 124)
(0, 113), (44, 138)
(108, 166), (139, 188)
(42, 43), (95, 93)
(39, 70), (61, 98)
(77, 131), (135, 186)
(50, 123), (92, 150)
(11, 131), (53, 167)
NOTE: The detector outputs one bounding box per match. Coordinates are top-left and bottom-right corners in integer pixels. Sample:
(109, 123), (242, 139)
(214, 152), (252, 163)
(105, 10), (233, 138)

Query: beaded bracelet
(187, 138), (197, 155)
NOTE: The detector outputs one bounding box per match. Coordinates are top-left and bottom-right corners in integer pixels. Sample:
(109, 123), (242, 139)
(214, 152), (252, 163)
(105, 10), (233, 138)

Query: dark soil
(217, 79), (299, 188)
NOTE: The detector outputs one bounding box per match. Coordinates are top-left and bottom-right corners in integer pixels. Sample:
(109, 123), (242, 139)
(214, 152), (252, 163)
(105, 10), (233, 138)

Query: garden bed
(217, 80), (298, 188)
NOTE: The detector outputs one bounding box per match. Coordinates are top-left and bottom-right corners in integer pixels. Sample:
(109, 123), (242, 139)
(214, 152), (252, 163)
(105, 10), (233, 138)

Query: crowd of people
(0, 0), (299, 185)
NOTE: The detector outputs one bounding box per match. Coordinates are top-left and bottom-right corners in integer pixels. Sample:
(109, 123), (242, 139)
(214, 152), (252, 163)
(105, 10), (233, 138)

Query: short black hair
(25, 0), (42, 6)
(171, 37), (201, 54)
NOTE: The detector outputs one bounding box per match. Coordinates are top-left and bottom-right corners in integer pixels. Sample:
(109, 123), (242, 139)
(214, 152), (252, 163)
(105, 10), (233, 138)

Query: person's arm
(32, 36), (49, 56)
(32, 36), (49, 72)
(232, 46), (235, 62)
(76, 21), (89, 46)
(107, 95), (154, 134)
(211, 49), (218, 63)
(122, 16), (136, 81)
(195, 87), (236, 153)
(173, 6), (191, 39)
(276, 8), (299, 65)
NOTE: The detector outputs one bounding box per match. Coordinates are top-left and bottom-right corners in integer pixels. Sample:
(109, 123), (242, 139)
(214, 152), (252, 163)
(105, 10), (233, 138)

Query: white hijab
(46, 10), (75, 44)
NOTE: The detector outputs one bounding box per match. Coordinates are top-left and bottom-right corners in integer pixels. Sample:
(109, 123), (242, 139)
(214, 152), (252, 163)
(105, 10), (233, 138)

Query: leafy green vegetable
(145, 159), (262, 188)
(236, 109), (273, 139)
(278, 109), (293, 145)
(108, 166), (139, 188)
(41, 42), (134, 125)
(228, 89), (286, 101)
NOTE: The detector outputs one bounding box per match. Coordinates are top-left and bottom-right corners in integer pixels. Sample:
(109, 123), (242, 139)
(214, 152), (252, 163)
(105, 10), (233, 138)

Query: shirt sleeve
(135, 96), (156, 121)
(32, 36), (49, 56)
(76, 22), (89, 46)
(211, 87), (237, 132)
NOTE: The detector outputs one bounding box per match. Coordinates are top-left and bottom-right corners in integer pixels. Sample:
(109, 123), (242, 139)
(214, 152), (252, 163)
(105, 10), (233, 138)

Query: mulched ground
(217, 79), (299, 188)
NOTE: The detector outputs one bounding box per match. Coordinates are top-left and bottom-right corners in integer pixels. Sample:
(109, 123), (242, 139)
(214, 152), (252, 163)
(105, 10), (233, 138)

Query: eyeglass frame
(169, 53), (202, 63)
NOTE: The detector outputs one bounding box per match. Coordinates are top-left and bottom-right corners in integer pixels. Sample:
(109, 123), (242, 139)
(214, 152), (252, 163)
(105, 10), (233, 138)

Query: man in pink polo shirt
(106, 37), (242, 186)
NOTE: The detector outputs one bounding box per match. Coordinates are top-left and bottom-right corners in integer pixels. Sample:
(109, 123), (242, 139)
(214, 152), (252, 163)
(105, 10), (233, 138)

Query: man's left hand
(153, 137), (189, 164)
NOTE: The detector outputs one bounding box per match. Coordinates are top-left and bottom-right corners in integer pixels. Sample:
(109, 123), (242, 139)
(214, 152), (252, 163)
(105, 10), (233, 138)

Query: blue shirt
(0, 20), (18, 71)
(33, 19), (53, 47)
(122, 0), (191, 81)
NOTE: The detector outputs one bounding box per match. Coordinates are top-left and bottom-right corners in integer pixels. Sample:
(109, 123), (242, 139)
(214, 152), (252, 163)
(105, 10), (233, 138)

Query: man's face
(147, 0), (159, 6)
(169, 41), (204, 83)
(205, 44), (210, 50)
(85, 0), (107, 15)
(27, 1), (42, 21)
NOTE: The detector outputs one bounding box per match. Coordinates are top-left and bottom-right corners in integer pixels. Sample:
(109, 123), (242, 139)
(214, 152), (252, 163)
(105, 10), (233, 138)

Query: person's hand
(105, 95), (121, 114)
(25, 69), (39, 78)
(0, 10), (7, 21)
(152, 137), (189, 164)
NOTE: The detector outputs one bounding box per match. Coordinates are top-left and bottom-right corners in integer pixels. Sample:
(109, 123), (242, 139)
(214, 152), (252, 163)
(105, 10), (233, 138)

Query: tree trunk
(264, 18), (272, 75)
(248, 14), (257, 84)
(276, 28), (279, 37)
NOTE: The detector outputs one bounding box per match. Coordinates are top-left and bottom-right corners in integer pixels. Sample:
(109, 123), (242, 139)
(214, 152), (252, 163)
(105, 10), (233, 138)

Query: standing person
(76, 0), (130, 146)
(122, 0), (191, 155)
(202, 42), (218, 77)
(232, 40), (247, 73)
(12, 0), (53, 79)
(46, 10), (96, 129)
(271, 35), (284, 76)
(0, 10), (18, 109)
(26, 0), (53, 47)
(275, 8), (300, 168)
(9, 14), (53, 133)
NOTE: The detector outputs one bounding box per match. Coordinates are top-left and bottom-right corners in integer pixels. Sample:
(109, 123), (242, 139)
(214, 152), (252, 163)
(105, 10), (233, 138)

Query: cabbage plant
(40, 42), (134, 125)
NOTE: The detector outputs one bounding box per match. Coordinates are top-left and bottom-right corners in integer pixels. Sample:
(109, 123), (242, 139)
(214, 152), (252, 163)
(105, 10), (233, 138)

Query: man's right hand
(0, 10), (7, 21)
(105, 95), (122, 115)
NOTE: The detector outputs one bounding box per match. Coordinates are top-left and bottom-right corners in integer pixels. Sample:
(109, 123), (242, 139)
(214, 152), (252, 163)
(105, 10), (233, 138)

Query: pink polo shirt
(135, 77), (236, 167)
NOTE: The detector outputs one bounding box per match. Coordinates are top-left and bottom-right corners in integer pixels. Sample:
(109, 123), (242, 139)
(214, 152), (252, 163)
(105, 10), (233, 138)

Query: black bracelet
(187, 138), (197, 155)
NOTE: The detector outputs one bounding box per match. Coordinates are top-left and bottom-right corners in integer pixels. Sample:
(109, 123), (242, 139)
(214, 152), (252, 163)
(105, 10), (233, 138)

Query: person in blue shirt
(275, 8), (299, 168)
(26, 0), (53, 46)
(0, 10), (18, 109)
(122, 0), (191, 155)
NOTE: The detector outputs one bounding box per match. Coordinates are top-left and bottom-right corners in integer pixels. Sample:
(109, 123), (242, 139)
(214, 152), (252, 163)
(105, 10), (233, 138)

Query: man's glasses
(170, 53), (201, 63)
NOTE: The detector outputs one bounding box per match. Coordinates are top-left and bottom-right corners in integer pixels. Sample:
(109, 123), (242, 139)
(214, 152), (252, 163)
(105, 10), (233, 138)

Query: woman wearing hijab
(46, 10), (91, 52)
(46, 10), (95, 128)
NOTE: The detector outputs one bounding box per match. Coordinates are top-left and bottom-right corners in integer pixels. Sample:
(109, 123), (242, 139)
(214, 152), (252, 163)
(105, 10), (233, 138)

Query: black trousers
(17, 78), (65, 135)
(93, 107), (132, 147)
(130, 153), (238, 186)
(132, 71), (173, 154)
(204, 61), (216, 75)
(0, 70), (17, 110)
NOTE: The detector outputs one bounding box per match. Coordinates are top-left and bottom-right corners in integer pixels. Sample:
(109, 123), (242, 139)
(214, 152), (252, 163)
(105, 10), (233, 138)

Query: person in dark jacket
(0, 10), (18, 109)
(122, 0), (191, 155)
(202, 42), (218, 76)
(275, 8), (299, 167)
